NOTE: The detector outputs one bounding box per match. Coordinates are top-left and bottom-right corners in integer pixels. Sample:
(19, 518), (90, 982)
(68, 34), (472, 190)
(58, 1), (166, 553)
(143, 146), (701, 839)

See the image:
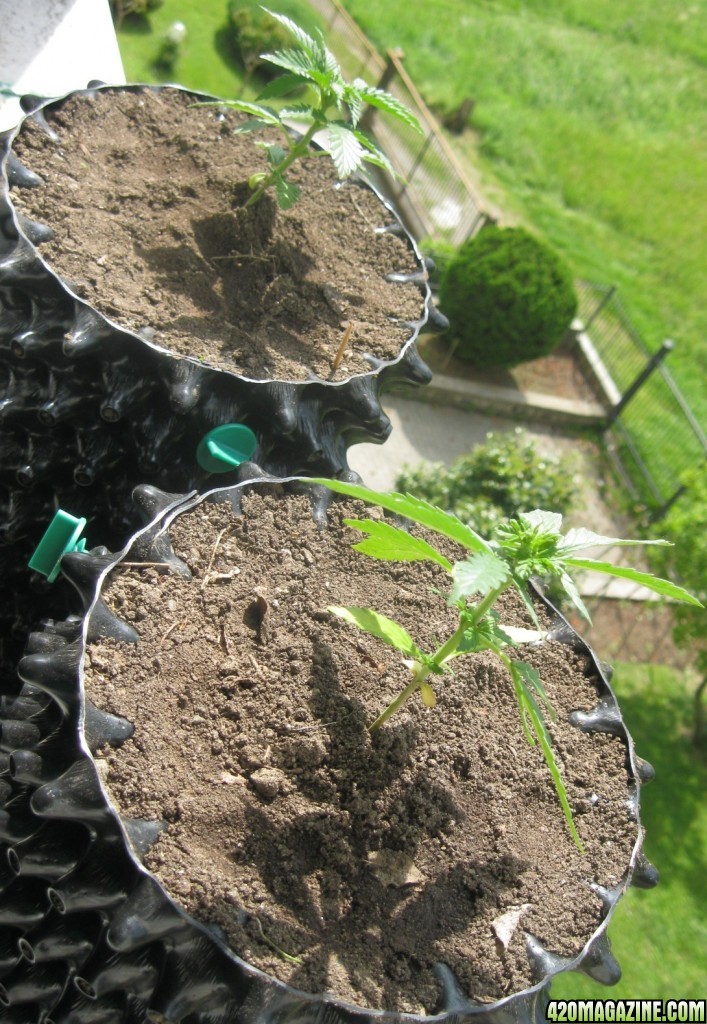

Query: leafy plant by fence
(308, 0), (487, 243)
(576, 281), (707, 515)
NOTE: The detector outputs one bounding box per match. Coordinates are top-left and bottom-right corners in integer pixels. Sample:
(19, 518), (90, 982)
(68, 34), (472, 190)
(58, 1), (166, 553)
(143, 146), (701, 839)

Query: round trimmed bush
(439, 225), (578, 368)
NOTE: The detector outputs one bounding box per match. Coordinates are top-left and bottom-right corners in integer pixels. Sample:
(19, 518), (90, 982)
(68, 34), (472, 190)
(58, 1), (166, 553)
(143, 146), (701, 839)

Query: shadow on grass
(213, 24), (243, 81)
(116, 12), (153, 37)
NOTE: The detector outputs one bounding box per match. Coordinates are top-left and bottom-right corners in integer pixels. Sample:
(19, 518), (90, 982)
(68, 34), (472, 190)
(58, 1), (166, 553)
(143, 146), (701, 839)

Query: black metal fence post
(584, 285), (617, 330)
(607, 339), (675, 425)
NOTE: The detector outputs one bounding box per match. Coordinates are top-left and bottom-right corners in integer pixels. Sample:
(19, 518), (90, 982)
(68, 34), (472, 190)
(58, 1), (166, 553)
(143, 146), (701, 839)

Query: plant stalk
(369, 618), (471, 732)
(246, 119), (322, 207)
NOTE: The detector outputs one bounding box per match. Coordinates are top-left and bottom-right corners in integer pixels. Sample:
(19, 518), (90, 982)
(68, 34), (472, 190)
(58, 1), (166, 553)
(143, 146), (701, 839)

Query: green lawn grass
(340, 0), (707, 432)
(116, 0), (247, 99)
(552, 661), (706, 1000)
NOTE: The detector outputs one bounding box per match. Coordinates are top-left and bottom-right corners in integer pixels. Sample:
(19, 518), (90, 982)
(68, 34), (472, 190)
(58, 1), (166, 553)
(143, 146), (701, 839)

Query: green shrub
(110, 0), (163, 24)
(395, 428), (577, 538)
(438, 225), (578, 368)
(227, 0), (324, 82)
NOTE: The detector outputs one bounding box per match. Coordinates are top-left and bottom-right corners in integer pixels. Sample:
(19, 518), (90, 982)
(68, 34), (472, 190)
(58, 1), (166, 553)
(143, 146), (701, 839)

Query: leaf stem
(469, 584), (508, 627)
(369, 619), (470, 732)
(246, 120), (320, 206)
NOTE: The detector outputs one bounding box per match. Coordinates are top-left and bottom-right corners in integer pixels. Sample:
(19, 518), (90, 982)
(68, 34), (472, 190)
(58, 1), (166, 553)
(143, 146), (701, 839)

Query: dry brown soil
(10, 87), (423, 381)
(85, 489), (636, 1015)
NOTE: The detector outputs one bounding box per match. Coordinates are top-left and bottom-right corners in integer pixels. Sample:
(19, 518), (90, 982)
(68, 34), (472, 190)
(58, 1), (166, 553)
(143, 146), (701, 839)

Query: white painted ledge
(0, 0), (126, 132)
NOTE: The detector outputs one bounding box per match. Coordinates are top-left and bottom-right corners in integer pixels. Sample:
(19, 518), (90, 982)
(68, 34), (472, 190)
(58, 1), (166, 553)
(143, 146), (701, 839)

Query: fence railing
(310, 0), (488, 244)
(576, 281), (706, 516)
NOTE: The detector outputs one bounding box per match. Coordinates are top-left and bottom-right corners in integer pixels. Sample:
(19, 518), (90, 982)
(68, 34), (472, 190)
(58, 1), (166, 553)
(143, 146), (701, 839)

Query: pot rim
(1, 82), (433, 389)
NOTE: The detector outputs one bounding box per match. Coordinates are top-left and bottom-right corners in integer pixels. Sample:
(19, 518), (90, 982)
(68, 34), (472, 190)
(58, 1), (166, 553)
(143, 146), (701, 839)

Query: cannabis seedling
(313, 478), (703, 849)
(206, 8), (421, 208)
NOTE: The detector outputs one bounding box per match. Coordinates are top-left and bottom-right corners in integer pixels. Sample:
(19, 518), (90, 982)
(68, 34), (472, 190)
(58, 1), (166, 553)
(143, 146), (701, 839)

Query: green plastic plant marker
(196, 424), (257, 474)
(28, 510), (87, 583)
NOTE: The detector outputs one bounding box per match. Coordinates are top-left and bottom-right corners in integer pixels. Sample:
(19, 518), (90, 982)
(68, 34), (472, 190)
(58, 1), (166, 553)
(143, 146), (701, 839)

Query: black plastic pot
(0, 83), (445, 677)
(0, 477), (658, 1024)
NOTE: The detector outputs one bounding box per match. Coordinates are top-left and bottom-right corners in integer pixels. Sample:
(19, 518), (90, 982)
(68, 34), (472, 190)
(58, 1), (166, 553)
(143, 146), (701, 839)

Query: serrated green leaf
(261, 48), (320, 80)
(360, 150), (396, 177)
(260, 7), (318, 53)
(257, 72), (309, 100)
(265, 144), (287, 169)
(322, 44), (341, 77)
(233, 119), (277, 135)
(508, 660), (583, 852)
(328, 606), (419, 657)
(343, 86), (364, 127)
(330, 79), (346, 104)
(279, 104), (317, 123)
(308, 478), (491, 555)
(560, 527), (672, 553)
(560, 571), (592, 624)
(351, 130), (395, 175)
(222, 100), (283, 126)
(450, 552), (510, 602)
(563, 558), (704, 607)
(343, 518), (452, 570)
(273, 173), (300, 209)
(519, 510), (564, 535)
(514, 661), (555, 717)
(353, 80), (423, 133)
(326, 123), (364, 178)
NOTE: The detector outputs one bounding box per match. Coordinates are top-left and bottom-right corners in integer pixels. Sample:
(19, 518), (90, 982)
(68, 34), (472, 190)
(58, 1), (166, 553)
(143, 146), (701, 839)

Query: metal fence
(310, 0), (488, 244)
(576, 281), (707, 515)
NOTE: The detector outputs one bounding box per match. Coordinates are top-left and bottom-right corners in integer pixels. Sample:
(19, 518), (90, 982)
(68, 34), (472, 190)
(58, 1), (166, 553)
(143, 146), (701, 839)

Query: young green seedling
(202, 8), (421, 208)
(311, 478), (703, 850)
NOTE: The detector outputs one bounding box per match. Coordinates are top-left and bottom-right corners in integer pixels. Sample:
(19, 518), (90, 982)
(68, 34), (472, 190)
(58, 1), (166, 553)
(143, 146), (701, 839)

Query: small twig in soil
(219, 621), (230, 655)
(202, 528), (228, 590)
(252, 915), (302, 965)
(277, 714), (354, 735)
(349, 192), (376, 228)
(329, 321), (353, 378)
(246, 653), (262, 676)
(159, 621), (181, 646)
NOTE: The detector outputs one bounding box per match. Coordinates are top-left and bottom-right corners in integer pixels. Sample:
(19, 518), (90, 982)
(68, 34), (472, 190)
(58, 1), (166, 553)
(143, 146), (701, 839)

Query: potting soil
(84, 491), (636, 1014)
(10, 88), (422, 381)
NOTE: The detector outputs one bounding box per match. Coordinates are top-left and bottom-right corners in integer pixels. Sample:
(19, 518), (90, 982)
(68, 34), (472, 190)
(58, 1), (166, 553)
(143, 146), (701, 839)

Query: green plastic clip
(29, 510), (87, 583)
(196, 424), (257, 474)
